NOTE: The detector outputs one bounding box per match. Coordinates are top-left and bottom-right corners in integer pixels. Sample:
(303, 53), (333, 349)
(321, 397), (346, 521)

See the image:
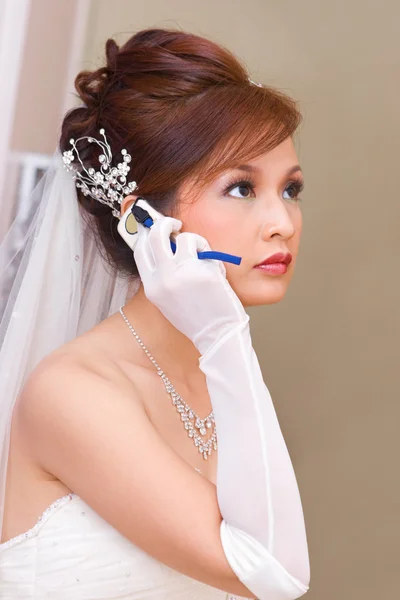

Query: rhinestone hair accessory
(248, 77), (263, 88)
(62, 128), (138, 218)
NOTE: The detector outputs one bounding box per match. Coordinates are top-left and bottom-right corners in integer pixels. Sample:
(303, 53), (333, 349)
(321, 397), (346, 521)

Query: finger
(174, 231), (210, 262)
(147, 217), (182, 265)
(173, 231), (226, 275)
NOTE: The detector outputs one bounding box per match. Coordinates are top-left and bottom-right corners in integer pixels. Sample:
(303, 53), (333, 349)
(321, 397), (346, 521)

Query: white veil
(0, 153), (139, 541)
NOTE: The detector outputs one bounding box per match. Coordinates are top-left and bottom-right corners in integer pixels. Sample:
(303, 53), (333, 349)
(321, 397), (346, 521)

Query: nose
(259, 194), (296, 241)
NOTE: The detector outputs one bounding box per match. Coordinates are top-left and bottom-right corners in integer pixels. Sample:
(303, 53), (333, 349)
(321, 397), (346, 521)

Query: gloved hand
(133, 216), (249, 356)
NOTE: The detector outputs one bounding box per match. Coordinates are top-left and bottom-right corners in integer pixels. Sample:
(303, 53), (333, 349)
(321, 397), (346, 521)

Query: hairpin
(248, 77), (263, 88)
(62, 128), (138, 218)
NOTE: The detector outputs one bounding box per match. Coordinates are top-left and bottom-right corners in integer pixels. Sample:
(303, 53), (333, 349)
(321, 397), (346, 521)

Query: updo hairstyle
(60, 28), (301, 281)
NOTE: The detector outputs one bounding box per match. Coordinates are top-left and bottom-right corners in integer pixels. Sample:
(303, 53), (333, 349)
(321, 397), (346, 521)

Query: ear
(120, 194), (139, 216)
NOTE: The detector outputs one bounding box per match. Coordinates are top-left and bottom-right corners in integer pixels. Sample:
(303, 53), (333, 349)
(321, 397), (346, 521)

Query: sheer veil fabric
(0, 154), (139, 541)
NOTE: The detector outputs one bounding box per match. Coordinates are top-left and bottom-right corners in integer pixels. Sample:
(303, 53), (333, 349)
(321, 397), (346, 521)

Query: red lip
(255, 252), (292, 267)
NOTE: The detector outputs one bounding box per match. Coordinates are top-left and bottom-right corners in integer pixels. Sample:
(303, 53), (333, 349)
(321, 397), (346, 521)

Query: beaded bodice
(0, 491), (244, 599)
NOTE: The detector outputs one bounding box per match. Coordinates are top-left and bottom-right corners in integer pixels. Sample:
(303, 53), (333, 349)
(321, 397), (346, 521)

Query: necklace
(119, 306), (218, 461)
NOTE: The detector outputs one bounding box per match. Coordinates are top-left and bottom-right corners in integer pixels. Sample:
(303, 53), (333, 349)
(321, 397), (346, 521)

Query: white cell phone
(117, 197), (174, 251)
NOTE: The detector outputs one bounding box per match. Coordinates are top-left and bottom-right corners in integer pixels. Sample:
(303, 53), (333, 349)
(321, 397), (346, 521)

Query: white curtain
(0, 0), (31, 210)
(0, 0), (91, 244)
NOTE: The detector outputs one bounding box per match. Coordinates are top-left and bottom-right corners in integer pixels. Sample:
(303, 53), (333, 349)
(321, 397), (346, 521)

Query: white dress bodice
(0, 492), (244, 599)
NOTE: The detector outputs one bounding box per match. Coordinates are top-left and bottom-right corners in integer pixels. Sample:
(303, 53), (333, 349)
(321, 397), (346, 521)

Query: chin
(232, 279), (292, 308)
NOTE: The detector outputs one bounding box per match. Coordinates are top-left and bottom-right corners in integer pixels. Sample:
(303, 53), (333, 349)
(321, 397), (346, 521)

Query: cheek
(292, 210), (303, 251)
(179, 203), (240, 250)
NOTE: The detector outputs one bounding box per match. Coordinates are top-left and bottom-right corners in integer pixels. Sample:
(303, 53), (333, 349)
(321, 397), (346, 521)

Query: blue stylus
(140, 214), (242, 266)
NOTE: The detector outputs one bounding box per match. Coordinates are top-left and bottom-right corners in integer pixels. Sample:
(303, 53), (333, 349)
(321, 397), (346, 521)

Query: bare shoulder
(16, 312), (151, 467)
(17, 311), (150, 411)
(15, 322), (255, 597)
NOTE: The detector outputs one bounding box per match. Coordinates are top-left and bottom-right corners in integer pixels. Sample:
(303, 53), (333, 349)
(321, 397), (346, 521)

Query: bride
(0, 28), (310, 599)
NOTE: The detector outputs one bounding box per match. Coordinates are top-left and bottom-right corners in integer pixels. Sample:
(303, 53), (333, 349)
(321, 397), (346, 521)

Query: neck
(120, 282), (202, 385)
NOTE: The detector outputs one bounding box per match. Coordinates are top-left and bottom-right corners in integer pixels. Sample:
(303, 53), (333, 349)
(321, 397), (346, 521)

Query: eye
(223, 178), (256, 200)
(283, 180), (304, 202)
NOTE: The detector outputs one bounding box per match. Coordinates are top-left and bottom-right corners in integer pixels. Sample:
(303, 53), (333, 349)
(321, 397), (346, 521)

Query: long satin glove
(199, 324), (310, 600)
(133, 217), (310, 600)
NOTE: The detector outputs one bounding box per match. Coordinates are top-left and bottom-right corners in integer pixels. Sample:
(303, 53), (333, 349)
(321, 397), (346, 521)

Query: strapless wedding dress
(0, 491), (246, 599)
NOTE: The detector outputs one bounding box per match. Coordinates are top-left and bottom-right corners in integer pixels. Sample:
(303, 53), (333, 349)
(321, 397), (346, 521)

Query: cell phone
(117, 197), (242, 265)
(117, 197), (167, 251)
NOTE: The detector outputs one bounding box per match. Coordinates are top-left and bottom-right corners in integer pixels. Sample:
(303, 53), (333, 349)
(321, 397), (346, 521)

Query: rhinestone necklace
(119, 306), (218, 461)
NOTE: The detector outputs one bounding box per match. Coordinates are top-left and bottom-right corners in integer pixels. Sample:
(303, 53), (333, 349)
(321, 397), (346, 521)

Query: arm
(132, 216), (311, 599)
(16, 356), (257, 598)
(198, 319), (310, 599)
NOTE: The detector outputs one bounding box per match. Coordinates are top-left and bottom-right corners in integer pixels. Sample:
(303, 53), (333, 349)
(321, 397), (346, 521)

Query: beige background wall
(83, 2), (399, 599)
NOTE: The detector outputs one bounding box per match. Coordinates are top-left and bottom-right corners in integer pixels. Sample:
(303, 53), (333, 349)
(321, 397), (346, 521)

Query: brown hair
(60, 28), (301, 280)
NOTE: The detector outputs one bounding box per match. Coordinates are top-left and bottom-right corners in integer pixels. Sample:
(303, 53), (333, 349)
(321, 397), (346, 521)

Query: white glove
(133, 215), (310, 600)
(200, 327), (310, 600)
(133, 216), (249, 355)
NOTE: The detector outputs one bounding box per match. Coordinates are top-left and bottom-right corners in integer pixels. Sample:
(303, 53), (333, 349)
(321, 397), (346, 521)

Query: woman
(0, 28), (310, 599)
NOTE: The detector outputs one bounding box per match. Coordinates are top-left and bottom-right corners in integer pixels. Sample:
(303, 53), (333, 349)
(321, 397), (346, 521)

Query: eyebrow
(235, 164), (303, 177)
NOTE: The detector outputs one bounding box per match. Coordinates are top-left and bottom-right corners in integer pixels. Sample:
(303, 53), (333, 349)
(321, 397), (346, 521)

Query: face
(121, 136), (304, 308)
(176, 137), (304, 307)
